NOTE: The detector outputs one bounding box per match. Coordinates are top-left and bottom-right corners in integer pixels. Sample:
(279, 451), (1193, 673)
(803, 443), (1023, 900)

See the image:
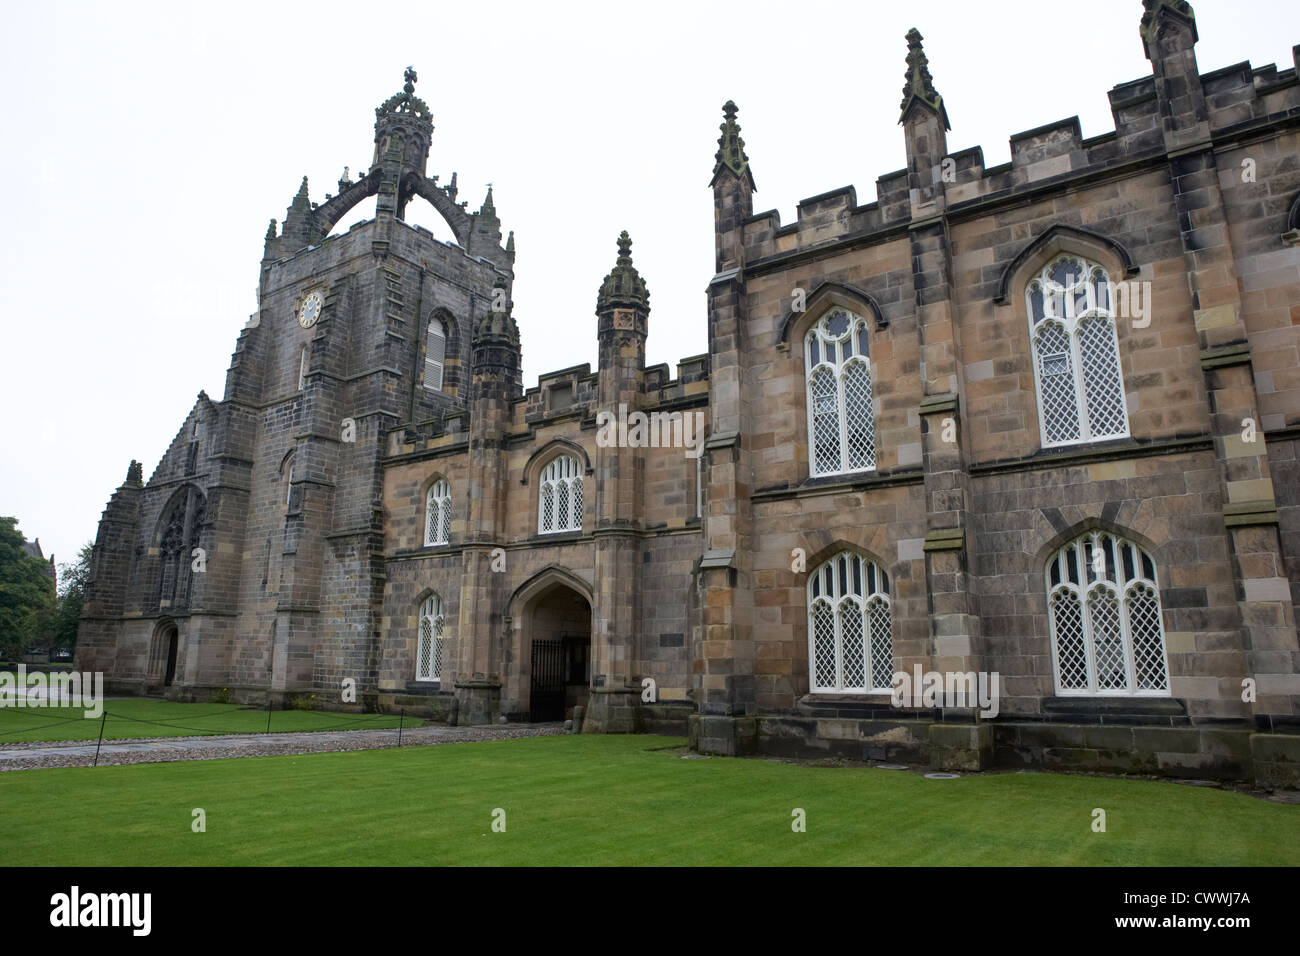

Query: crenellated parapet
(727, 29), (1299, 270)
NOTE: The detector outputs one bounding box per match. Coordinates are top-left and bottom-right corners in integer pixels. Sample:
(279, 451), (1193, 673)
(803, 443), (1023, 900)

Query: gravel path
(0, 723), (569, 772)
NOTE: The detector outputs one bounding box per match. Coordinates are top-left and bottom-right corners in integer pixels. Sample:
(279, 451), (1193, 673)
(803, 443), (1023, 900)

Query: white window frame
(424, 478), (452, 547)
(1046, 530), (1170, 697)
(807, 551), (892, 693)
(416, 594), (445, 682)
(538, 455), (583, 534)
(298, 346), (308, 391)
(804, 309), (876, 478)
(423, 317), (446, 392)
(1026, 254), (1130, 448)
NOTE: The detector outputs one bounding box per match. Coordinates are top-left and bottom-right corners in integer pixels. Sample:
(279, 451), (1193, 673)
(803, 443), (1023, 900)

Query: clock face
(298, 291), (324, 328)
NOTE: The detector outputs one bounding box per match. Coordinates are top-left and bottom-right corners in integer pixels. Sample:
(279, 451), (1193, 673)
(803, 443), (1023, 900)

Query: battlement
(734, 46), (1299, 268)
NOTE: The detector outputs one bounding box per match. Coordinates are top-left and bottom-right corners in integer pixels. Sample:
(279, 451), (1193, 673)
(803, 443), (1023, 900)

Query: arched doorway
(526, 584), (592, 722)
(148, 622), (180, 688)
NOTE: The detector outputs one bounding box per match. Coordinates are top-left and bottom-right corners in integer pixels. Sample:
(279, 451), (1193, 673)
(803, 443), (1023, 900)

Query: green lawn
(1, 735), (1295, 865)
(0, 699), (415, 743)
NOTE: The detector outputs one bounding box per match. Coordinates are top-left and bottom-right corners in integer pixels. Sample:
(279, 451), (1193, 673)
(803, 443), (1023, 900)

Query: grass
(0, 699), (415, 743)
(0, 734), (1295, 865)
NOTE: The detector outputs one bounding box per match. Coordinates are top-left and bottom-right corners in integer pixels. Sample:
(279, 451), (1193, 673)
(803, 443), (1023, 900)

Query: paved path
(0, 723), (568, 772)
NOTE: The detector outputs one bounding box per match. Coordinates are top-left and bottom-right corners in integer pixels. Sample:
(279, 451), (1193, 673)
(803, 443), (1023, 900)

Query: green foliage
(0, 517), (56, 658)
(52, 543), (93, 650)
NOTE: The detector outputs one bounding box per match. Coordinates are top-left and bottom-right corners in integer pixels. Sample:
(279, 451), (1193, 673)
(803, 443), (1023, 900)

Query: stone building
(78, 2), (1300, 785)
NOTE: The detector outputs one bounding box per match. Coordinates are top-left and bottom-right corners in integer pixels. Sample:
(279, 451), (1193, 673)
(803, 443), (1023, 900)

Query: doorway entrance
(526, 585), (591, 722)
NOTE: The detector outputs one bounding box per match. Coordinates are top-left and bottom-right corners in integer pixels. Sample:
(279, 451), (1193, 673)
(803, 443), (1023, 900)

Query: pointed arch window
(1026, 255), (1129, 447)
(416, 594), (445, 682)
(1046, 530), (1169, 696)
(808, 551), (892, 693)
(424, 478), (452, 546)
(539, 455), (583, 534)
(423, 317), (446, 391)
(805, 309), (876, 477)
(156, 488), (205, 610)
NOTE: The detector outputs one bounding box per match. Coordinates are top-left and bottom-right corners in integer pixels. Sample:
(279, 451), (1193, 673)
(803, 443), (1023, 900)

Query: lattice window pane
(541, 483), (554, 532)
(417, 617), (433, 681)
(1088, 586), (1127, 691)
(571, 476), (583, 530)
(1078, 317), (1127, 438)
(1036, 323), (1080, 444)
(557, 482), (569, 530)
(1127, 584), (1169, 691)
(868, 598), (893, 691)
(810, 366), (840, 475)
(1051, 589), (1088, 691)
(843, 361), (875, 471)
(812, 602), (836, 690)
(839, 599), (865, 690)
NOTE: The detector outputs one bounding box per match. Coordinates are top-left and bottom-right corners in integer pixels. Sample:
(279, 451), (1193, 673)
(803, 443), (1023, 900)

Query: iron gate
(529, 639), (566, 722)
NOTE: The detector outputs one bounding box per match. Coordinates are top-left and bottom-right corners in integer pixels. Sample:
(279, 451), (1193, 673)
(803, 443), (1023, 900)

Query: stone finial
(480, 186), (496, 216)
(376, 65), (431, 121)
(596, 231), (650, 314)
(899, 28), (950, 129)
(290, 176), (311, 214)
(126, 460), (144, 486)
(1140, 0), (1198, 55)
(711, 101), (752, 184)
(265, 219), (277, 242)
(473, 276), (520, 347)
(506, 230), (515, 256)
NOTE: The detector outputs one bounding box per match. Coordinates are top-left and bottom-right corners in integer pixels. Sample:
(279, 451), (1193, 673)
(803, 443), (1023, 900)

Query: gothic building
(78, 2), (1300, 786)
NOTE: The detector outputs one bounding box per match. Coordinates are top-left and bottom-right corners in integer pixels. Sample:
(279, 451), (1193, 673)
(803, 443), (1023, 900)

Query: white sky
(2, 0), (1297, 568)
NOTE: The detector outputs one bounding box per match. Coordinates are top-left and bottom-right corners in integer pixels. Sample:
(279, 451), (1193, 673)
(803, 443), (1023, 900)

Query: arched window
(1026, 255), (1128, 447)
(423, 317), (446, 391)
(807, 551), (892, 693)
(156, 488), (205, 610)
(805, 309), (875, 477)
(416, 594), (445, 682)
(298, 346), (308, 391)
(538, 455), (583, 534)
(1046, 530), (1169, 695)
(424, 479), (452, 546)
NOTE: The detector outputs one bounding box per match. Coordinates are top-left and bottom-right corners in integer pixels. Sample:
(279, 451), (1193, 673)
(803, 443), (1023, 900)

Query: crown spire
(899, 28), (950, 129)
(1140, 0), (1198, 57)
(710, 101), (754, 188)
(596, 231), (650, 314)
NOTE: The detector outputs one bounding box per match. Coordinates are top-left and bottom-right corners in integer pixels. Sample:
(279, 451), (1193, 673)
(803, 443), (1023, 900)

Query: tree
(54, 542), (94, 652)
(0, 517), (57, 659)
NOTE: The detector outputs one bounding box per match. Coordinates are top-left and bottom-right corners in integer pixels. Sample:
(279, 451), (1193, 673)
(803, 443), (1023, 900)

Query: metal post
(266, 696), (273, 734)
(397, 709), (404, 748)
(92, 710), (107, 768)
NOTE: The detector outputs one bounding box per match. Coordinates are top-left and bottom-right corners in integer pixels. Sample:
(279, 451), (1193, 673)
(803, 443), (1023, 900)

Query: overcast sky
(2, 0), (1297, 570)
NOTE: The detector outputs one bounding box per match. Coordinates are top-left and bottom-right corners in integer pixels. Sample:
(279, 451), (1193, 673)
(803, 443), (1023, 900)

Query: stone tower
(78, 70), (513, 704)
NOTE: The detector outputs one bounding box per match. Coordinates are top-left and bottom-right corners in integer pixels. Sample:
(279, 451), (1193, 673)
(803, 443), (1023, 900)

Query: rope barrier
(0, 705), (414, 740)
